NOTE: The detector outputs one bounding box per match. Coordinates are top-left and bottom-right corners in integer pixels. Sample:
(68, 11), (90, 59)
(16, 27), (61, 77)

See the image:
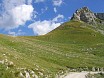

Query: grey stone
(71, 7), (104, 25)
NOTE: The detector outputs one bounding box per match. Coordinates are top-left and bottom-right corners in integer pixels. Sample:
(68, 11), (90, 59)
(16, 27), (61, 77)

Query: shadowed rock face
(95, 13), (104, 20)
(71, 7), (104, 25)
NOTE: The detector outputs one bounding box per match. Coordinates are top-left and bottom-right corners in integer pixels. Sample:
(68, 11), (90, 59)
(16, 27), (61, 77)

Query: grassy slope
(0, 21), (104, 77)
(31, 21), (104, 68)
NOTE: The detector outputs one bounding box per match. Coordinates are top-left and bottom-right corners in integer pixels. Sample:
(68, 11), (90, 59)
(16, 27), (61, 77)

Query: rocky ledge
(71, 7), (104, 25)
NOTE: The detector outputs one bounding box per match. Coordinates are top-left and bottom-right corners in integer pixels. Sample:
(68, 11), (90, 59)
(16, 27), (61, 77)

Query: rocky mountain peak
(71, 7), (98, 24)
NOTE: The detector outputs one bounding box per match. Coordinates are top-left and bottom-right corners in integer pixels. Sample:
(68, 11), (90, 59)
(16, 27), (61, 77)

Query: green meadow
(0, 21), (104, 77)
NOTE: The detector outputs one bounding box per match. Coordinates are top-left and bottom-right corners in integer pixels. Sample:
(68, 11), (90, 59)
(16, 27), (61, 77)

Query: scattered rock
(0, 60), (4, 64)
(3, 54), (6, 56)
(7, 61), (14, 67)
(38, 72), (43, 76)
(25, 71), (30, 78)
(19, 72), (25, 78)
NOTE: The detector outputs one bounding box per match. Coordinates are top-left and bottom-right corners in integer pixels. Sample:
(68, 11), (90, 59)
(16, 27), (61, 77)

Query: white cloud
(34, 0), (45, 3)
(68, 16), (71, 20)
(53, 0), (63, 6)
(8, 29), (25, 36)
(8, 31), (16, 36)
(54, 7), (57, 13)
(26, 0), (33, 4)
(11, 4), (33, 27)
(28, 14), (64, 35)
(41, 7), (48, 13)
(28, 20), (61, 35)
(0, 0), (34, 30)
(52, 14), (64, 22)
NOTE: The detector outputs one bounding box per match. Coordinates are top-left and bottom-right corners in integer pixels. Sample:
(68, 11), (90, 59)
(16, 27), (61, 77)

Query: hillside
(0, 7), (104, 78)
(0, 20), (104, 78)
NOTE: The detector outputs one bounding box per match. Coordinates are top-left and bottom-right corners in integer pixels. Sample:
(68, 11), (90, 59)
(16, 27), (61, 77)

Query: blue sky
(0, 0), (104, 36)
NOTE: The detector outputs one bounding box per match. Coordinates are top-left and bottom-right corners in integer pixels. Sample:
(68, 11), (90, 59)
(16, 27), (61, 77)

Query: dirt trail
(64, 72), (88, 78)
(64, 72), (101, 78)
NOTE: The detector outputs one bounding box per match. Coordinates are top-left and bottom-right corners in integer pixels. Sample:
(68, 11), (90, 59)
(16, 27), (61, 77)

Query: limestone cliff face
(71, 7), (104, 24)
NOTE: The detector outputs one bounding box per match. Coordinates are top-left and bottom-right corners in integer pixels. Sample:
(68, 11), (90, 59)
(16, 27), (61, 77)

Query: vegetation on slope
(0, 21), (104, 77)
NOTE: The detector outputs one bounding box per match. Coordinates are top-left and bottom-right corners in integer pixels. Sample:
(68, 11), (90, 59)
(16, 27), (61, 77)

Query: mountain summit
(71, 7), (104, 24)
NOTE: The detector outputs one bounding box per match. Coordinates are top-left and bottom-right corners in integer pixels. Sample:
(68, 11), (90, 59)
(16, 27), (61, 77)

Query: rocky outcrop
(71, 7), (104, 25)
(95, 13), (104, 20)
(0, 59), (14, 68)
